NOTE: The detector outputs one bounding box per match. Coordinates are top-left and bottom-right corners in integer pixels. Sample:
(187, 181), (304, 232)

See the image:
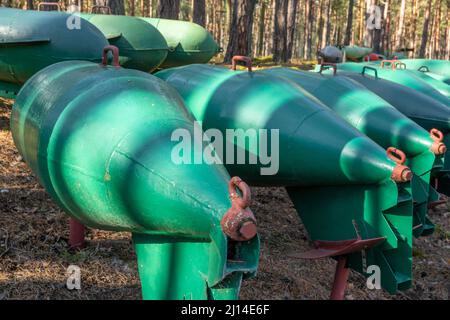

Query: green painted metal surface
(321, 62), (450, 106)
(259, 67), (438, 237)
(0, 8), (108, 98)
(329, 69), (450, 209)
(156, 64), (414, 294)
(11, 59), (259, 300)
(78, 13), (169, 71)
(418, 71), (450, 86)
(400, 59), (450, 77)
(405, 69), (450, 98)
(139, 17), (220, 68)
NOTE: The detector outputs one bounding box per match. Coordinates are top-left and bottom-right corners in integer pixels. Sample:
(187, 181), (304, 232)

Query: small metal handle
(362, 66), (378, 79)
(37, 2), (61, 11)
(387, 147), (406, 165)
(91, 5), (112, 14)
(418, 66), (430, 73)
(231, 56), (253, 72)
(228, 176), (251, 208)
(102, 45), (120, 67)
(319, 63), (337, 75)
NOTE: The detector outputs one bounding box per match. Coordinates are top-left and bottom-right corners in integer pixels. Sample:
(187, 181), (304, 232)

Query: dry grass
(0, 98), (448, 300)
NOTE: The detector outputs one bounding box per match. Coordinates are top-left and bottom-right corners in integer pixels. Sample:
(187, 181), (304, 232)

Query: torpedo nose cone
(431, 142), (447, 155)
(391, 165), (413, 182)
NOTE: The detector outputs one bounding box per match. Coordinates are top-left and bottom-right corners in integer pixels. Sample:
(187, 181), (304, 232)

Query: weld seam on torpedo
(287, 109), (326, 140)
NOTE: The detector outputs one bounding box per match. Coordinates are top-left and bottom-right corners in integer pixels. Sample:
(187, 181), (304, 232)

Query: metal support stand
(330, 256), (350, 300)
(69, 218), (85, 249)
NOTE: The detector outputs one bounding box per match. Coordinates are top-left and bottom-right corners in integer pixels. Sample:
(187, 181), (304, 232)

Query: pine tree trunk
(395, 0), (406, 51)
(130, 0), (135, 16)
(264, 0), (274, 56)
(427, 4), (435, 58)
(446, 23), (450, 60)
(363, 0), (374, 48)
(224, 0), (257, 63)
(419, 0), (432, 58)
(306, 0), (313, 58)
(257, 1), (266, 56)
(358, 0), (364, 45)
(433, 0), (442, 58)
(410, 0), (417, 57)
(302, 0), (309, 59)
(273, 0), (288, 62)
(286, 0), (298, 60)
(157, 0), (180, 19)
(344, 0), (354, 45)
(317, 0), (324, 49)
(94, 0), (125, 15)
(193, 0), (206, 26)
(322, 0), (331, 48)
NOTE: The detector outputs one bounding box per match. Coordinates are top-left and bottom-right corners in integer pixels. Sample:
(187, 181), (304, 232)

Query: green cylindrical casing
(11, 59), (259, 300)
(78, 13), (169, 71)
(410, 70), (450, 97)
(260, 67), (438, 236)
(139, 17), (220, 68)
(328, 62), (450, 106)
(333, 69), (450, 204)
(156, 64), (414, 294)
(0, 8), (108, 96)
(260, 68), (435, 158)
(400, 59), (450, 77)
(338, 70), (450, 168)
(156, 64), (398, 186)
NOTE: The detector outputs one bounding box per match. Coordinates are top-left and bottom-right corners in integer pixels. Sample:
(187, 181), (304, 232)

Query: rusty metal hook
(228, 176), (251, 208)
(430, 128), (447, 155)
(386, 147), (412, 182)
(221, 177), (257, 241)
